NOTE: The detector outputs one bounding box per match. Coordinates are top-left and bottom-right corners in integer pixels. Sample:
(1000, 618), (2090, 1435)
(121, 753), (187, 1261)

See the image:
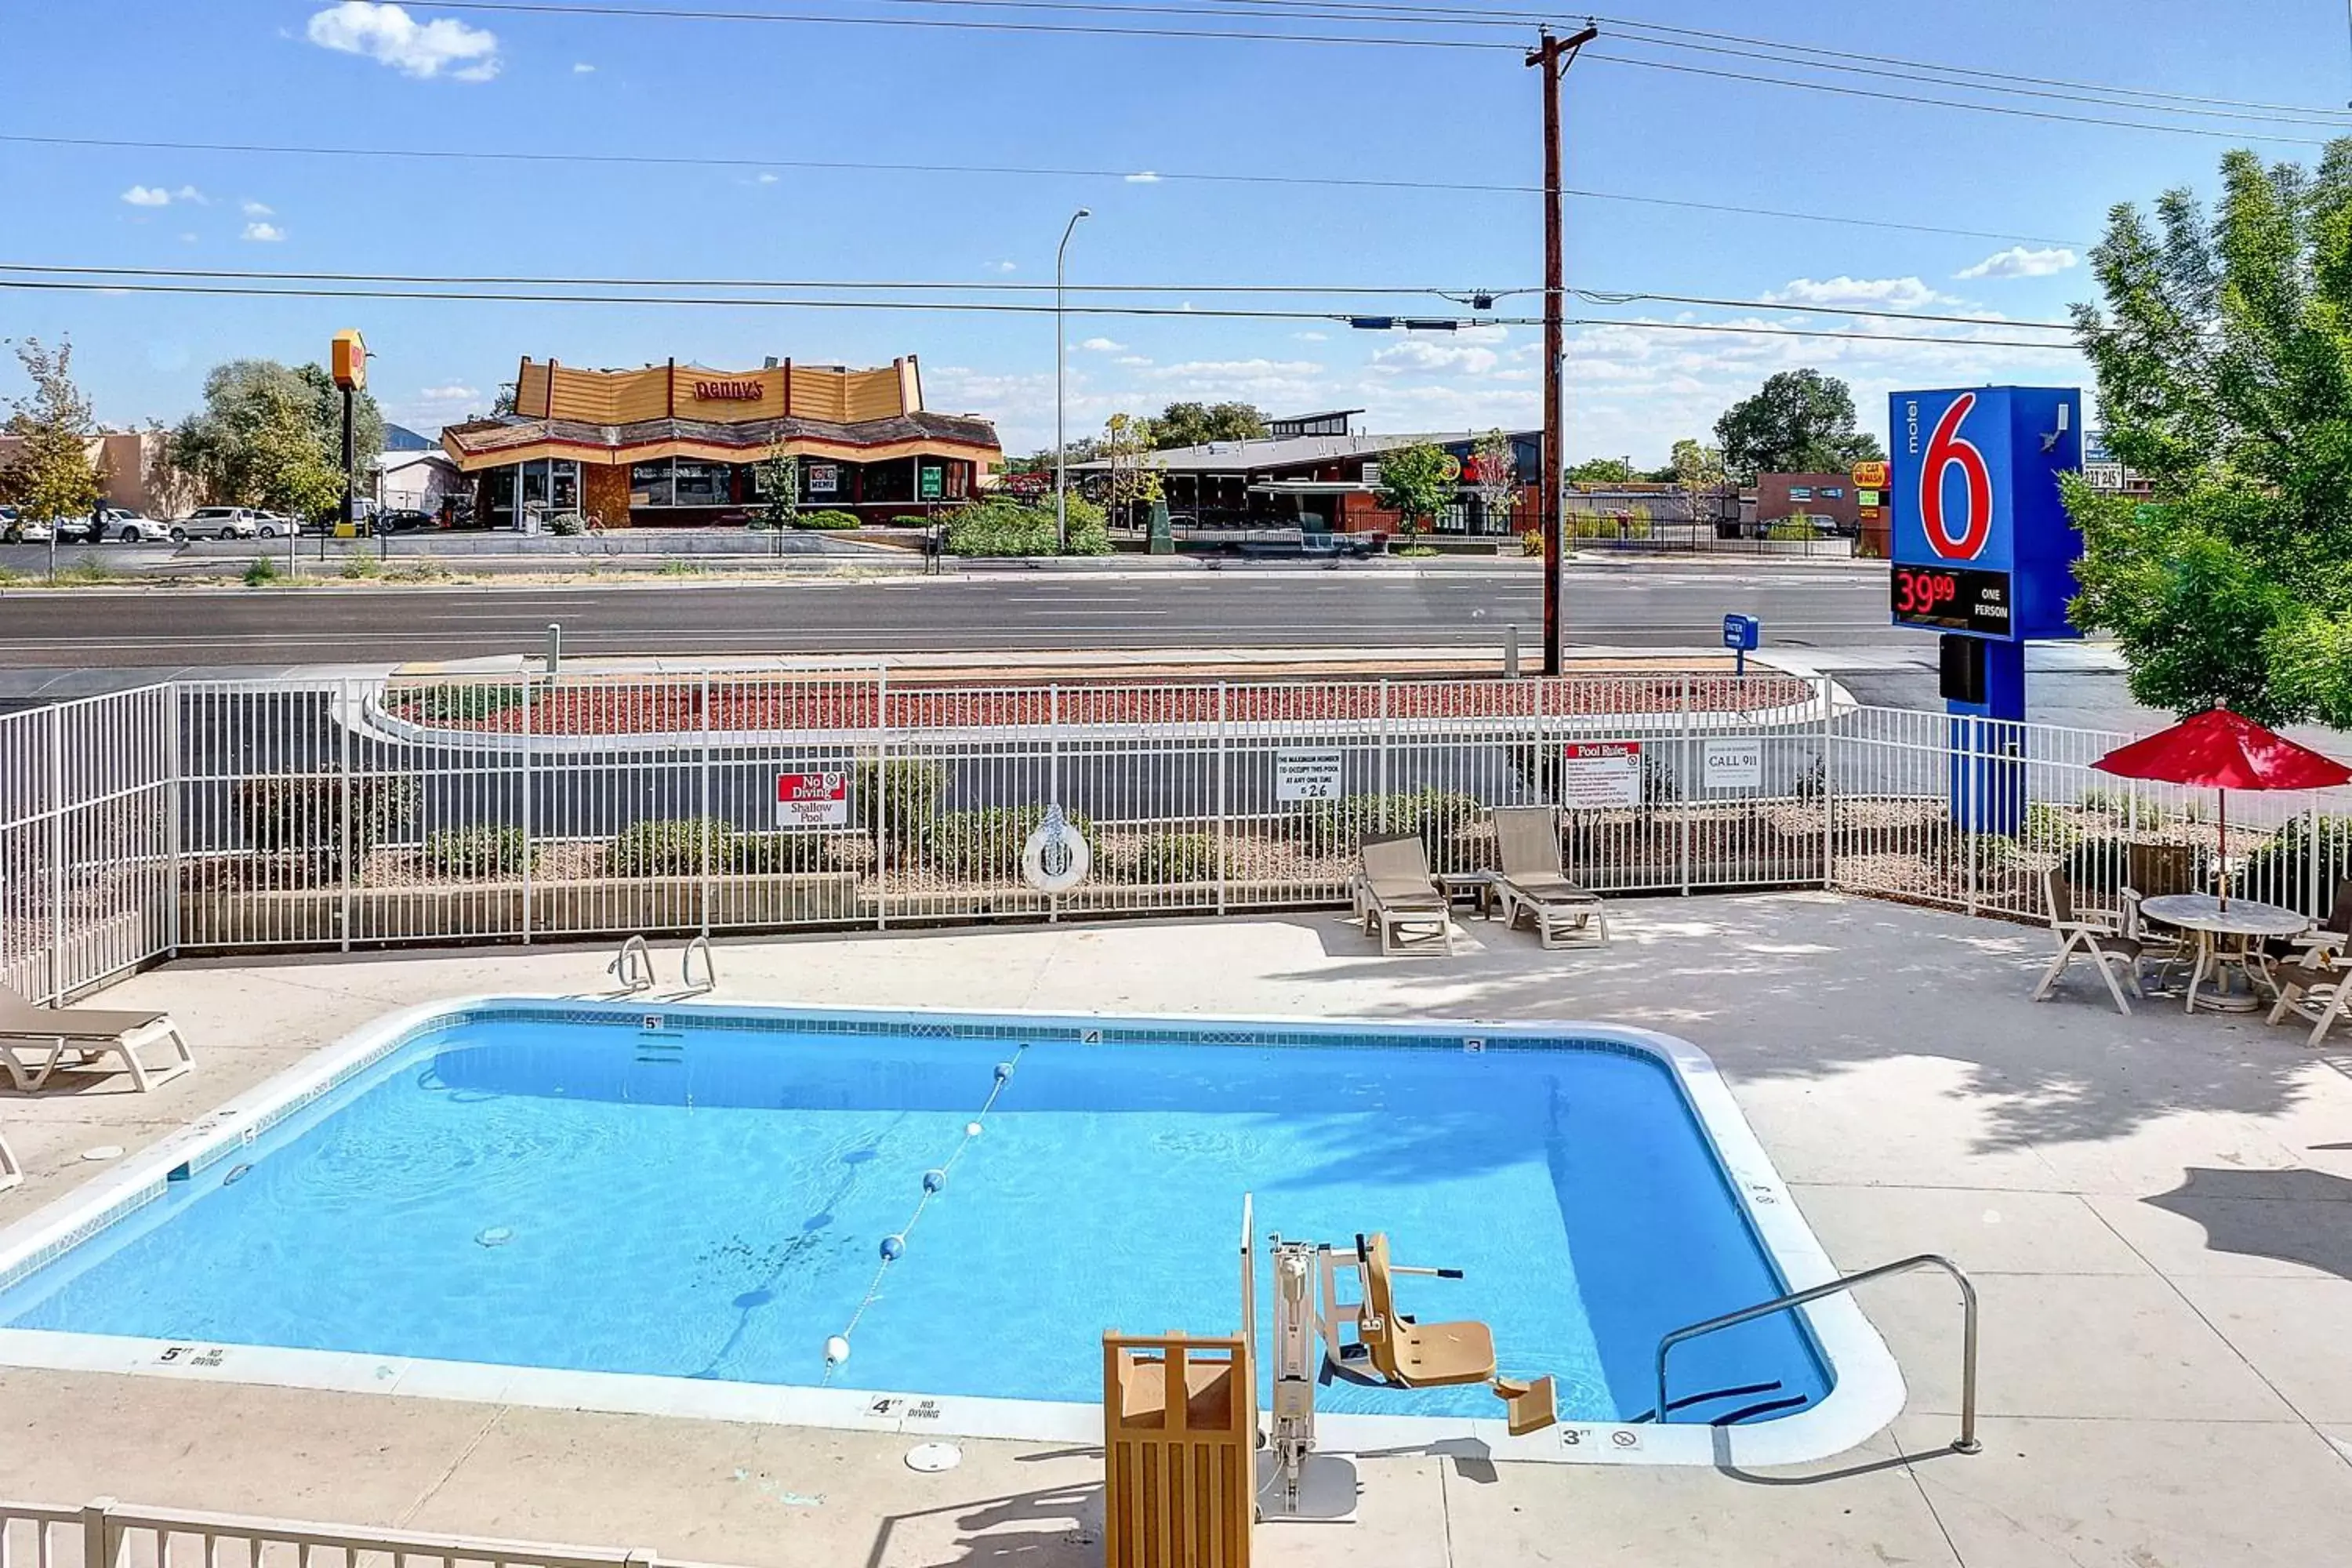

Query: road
(0, 564), (1889, 666)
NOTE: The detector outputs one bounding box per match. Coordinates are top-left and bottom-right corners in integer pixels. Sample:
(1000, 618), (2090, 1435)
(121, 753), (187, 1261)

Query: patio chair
(2122, 843), (2198, 982)
(2267, 880), (2352, 1047)
(1352, 833), (1454, 957)
(0, 983), (196, 1094)
(0, 1127), (20, 1192)
(2030, 868), (2144, 1015)
(1490, 805), (1610, 949)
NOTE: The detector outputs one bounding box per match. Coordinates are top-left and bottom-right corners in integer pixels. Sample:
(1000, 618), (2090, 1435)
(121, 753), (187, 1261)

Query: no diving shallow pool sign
(775, 770), (850, 828)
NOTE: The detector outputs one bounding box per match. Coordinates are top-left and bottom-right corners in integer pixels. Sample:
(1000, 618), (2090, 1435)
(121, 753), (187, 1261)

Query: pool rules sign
(1559, 742), (1642, 808)
(775, 770), (851, 828)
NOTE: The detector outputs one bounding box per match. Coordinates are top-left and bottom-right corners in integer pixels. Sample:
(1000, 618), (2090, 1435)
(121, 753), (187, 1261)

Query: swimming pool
(0, 1000), (1901, 1465)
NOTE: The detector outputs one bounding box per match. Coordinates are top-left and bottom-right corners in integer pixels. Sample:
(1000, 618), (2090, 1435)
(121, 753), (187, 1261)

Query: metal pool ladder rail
(1653, 1253), (1980, 1454)
(608, 935), (655, 993)
(682, 935), (717, 993)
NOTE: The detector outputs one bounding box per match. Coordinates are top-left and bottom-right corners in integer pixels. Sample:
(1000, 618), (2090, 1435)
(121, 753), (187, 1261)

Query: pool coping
(0, 995), (1906, 1468)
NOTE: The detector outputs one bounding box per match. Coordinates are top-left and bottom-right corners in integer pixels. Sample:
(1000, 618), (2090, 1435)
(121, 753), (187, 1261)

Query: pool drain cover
(477, 1226), (516, 1247)
(905, 1443), (962, 1474)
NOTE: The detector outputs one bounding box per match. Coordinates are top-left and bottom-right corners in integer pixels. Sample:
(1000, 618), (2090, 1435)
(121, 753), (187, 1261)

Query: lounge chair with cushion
(0, 984), (195, 1093)
(2030, 868), (2143, 1014)
(2267, 880), (2352, 1047)
(1490, 805), (1610, 949)
(1352, 833), (1454, 957)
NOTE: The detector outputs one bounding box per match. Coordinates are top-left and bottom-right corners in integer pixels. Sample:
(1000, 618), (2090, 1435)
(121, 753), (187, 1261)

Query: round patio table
(2137, 893), (2310, 1013)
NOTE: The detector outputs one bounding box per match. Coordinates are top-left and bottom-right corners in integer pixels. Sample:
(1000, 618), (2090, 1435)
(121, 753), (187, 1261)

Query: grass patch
(339, 554), (382, 579)
(658, 559), (710, 576)
(404, 684), (525, 721)
(241, 557), (281, 586)
(386, 560), (449, 583)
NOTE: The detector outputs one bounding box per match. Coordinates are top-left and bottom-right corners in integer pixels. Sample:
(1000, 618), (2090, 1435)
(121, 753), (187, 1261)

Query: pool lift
(1258, 1226), (1558, 1523)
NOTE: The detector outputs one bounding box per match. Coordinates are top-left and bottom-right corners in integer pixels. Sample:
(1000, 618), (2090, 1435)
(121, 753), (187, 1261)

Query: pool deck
(4, 891), (2350, 1566)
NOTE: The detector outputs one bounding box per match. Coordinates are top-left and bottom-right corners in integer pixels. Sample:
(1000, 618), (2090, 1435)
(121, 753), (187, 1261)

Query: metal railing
(1653, 1253), (1981, 1454)
(1, 1497), (738, 1568)
(2, 670), (2348, 984)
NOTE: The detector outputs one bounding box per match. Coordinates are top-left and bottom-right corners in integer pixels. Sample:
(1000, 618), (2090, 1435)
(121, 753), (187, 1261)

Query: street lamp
(1055, 207), (1091, 554)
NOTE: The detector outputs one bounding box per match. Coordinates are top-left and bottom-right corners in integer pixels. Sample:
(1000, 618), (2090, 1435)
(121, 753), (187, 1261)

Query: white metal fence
(0, 1498), (734, 1568)
(2, 670), (2348, 991)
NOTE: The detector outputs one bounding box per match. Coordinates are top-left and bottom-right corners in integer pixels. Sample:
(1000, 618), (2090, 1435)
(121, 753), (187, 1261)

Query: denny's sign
(691, 377), (766, 401)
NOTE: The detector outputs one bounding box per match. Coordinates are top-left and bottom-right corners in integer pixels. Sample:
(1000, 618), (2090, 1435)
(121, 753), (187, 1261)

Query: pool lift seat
(1319, 1232), (1556, 1437)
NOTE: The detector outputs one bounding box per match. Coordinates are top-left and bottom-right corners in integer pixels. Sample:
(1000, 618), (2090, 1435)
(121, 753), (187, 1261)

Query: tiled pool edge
(0, 995), (1906, 1468)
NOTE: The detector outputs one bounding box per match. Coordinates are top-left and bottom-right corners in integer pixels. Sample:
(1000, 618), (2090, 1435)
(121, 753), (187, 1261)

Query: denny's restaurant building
(441, 355), (1000, 528)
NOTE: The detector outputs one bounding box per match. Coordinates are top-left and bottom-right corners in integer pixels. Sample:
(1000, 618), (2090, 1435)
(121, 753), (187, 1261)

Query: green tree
(1374, 441), (1454, 545)
(1669, 438), (1730, 528)
(1713, 368), (1884, 481)
(2067, 141), (2352, 727)
(753, 445), (800, 532)
(171, 359), (383, 518)
(1150, 401), (1269, 449)
(1470, 428), (1519, 530)
(1098, 412), (1163, 521)
(0, 336), (100, 523)
(1566, 456), (1635, 484)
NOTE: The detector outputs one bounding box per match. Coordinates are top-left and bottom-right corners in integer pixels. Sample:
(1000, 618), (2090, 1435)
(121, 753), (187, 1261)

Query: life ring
(1022, 804), (1091, 893)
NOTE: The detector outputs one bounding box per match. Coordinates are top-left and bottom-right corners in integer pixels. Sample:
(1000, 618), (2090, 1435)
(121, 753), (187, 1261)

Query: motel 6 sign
(1887, 386), (2084, 644)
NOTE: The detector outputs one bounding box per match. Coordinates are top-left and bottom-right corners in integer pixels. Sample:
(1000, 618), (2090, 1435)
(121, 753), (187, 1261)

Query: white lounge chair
(1352, 833), (1455, 957)
(1491, 805), (1610, 949)
(0, 1127), (20, 1192)
(1, 984), (196, 1094)
(2031, 868), (2144, 1014)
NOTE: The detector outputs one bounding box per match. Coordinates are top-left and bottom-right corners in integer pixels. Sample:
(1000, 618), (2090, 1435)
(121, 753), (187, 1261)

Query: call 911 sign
(775, 770), (850, 828)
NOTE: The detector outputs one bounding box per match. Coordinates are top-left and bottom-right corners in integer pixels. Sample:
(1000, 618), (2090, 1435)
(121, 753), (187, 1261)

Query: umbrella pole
(2217, 788), (2228, 911)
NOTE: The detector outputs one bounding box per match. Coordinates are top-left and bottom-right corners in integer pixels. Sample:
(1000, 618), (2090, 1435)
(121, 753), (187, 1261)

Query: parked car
(2, 507), (54, 545)
(372, 509), (434, 534)
(103, 510), (177, 544)
(253, 511), (303, 539)
(177, 506), (263, 541)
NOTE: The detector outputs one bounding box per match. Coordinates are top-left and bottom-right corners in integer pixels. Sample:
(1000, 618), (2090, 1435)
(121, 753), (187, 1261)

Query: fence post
(2310, 796), (2324, 918)
(1819, 674), (1835, 890)
(520, 672), (534, 945)
(1679, 674), (1693, 898)
(1963, 717), (1980, 919)
(168, 682), (184, 956)
(699, 670), (713, 938)
(875, 665), (889, 932)
(82, 1497), (118, 1568)
(338, 679), (354, 953)
(1215, 681), (1229, 918)
(1377, 679), (1392, 829)
(1048, 682), (1062, 924)
(46, 704), (64, 1004)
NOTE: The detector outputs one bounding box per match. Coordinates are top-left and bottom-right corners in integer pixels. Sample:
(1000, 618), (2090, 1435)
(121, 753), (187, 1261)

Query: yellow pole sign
(331, 328), (368, 391)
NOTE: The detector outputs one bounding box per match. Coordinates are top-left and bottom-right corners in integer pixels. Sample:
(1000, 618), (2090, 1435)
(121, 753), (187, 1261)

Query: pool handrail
(608, 935), (654, 993)
(1653, 1252), (1980, 1454)
(682, 935), (717, 994)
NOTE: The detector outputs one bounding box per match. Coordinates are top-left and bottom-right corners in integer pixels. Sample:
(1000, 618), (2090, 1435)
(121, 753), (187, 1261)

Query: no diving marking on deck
(157, 1345), (228, 1369)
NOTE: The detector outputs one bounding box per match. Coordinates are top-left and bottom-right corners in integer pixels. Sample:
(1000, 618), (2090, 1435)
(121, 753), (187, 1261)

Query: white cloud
(1150, 358), (1321, 379)
(241, 221), (285, 242)
(177, 231), (199, 243)
(241, 199), (274, 218)
(1293, 331), (1328, 343)
(416, 383), (479, 400)
(1077, 337), (1125, 352)
(305, 2), (502, 81)
(176, 186), (208, 204)
(572, 61), (596, 73)
(1369, 340), (1500, 376)
(754, 172), (779, 184)
(121, 185), (172, 207)
(1956, 245), (2078, 280)
(993, 260), (1018, 273)
(1112, 354), (1153, 367)
(1125, 171), (1160, 183)
(1764, 275), (1953, 311)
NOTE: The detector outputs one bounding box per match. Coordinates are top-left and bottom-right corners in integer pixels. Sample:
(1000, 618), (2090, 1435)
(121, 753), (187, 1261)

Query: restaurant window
(519, 459), (550, 512)
(673, 461), (731, 506)
(550, 459), (579, 512)
(862, 459), (913, 504)
(630, 459), (673, 507)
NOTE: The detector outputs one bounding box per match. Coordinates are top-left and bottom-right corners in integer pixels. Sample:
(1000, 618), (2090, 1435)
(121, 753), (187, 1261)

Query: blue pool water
(0, 1010), (1829, 1425)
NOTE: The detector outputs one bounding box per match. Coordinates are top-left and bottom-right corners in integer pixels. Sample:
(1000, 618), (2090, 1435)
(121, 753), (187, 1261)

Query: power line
(0, 132), (2092, 246)
(0, 262), (2080, 329)
(0, 273), (2084, 347)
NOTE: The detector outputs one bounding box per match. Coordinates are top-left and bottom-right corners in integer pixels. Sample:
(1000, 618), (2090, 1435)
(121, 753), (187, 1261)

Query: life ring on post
(1022, 804), (1091, 893)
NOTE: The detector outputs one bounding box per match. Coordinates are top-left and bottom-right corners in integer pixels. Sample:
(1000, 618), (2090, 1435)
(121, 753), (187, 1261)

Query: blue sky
(4, 1), (2347, 461)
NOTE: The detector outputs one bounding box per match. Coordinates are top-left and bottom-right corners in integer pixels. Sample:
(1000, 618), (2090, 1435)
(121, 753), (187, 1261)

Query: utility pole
(1054, 207), (1091, 554)
(1527, 25), (1597, 677)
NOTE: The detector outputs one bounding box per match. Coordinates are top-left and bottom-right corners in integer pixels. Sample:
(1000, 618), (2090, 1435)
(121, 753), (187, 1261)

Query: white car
(177, 506), (263, 541)
(254, 512), (303, 539)
(103, 510), (178, 544)
(2, 508), (54, 545)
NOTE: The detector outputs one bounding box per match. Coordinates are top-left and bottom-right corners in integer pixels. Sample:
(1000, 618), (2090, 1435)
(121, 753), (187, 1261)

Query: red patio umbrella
(2091, 707), (2352, 908)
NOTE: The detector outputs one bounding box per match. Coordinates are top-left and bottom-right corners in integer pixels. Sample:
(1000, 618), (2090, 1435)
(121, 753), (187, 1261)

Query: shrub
(608, 817), (731, 877)
(856, 757), (949, 847)
(243, 557), (280, 586)
(1105, 830), (1219, 884)
(545, 512), (585, 536)
(235, 774), (416, 883)
(726, 829), (833, 873)
(1765, 517), (1817, 542)
(889, 514), (934, 529)
(657, 560), (709, 576)
(793, 509), (862, 530)
(1519, 528), (1543, 557)
(2238, 815), (2352, 912)
(2060, 834), (2133, 895)
(2020, 801), (2080, 854)
(339, 553), (380, 579)
(425, 825), (532, 878)
(403, 683), (524, 722)
(944, 496), (1110, 557)
(1299, 789), (1481, 858)
(924, 806), (1099, 881)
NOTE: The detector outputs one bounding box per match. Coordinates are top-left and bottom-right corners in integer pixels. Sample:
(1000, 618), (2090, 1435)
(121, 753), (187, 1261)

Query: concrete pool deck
(3, 892), (2350, 1566)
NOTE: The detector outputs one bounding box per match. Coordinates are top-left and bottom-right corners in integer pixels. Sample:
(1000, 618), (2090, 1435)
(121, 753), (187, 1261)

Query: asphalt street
(0, 564), (1887, 666)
